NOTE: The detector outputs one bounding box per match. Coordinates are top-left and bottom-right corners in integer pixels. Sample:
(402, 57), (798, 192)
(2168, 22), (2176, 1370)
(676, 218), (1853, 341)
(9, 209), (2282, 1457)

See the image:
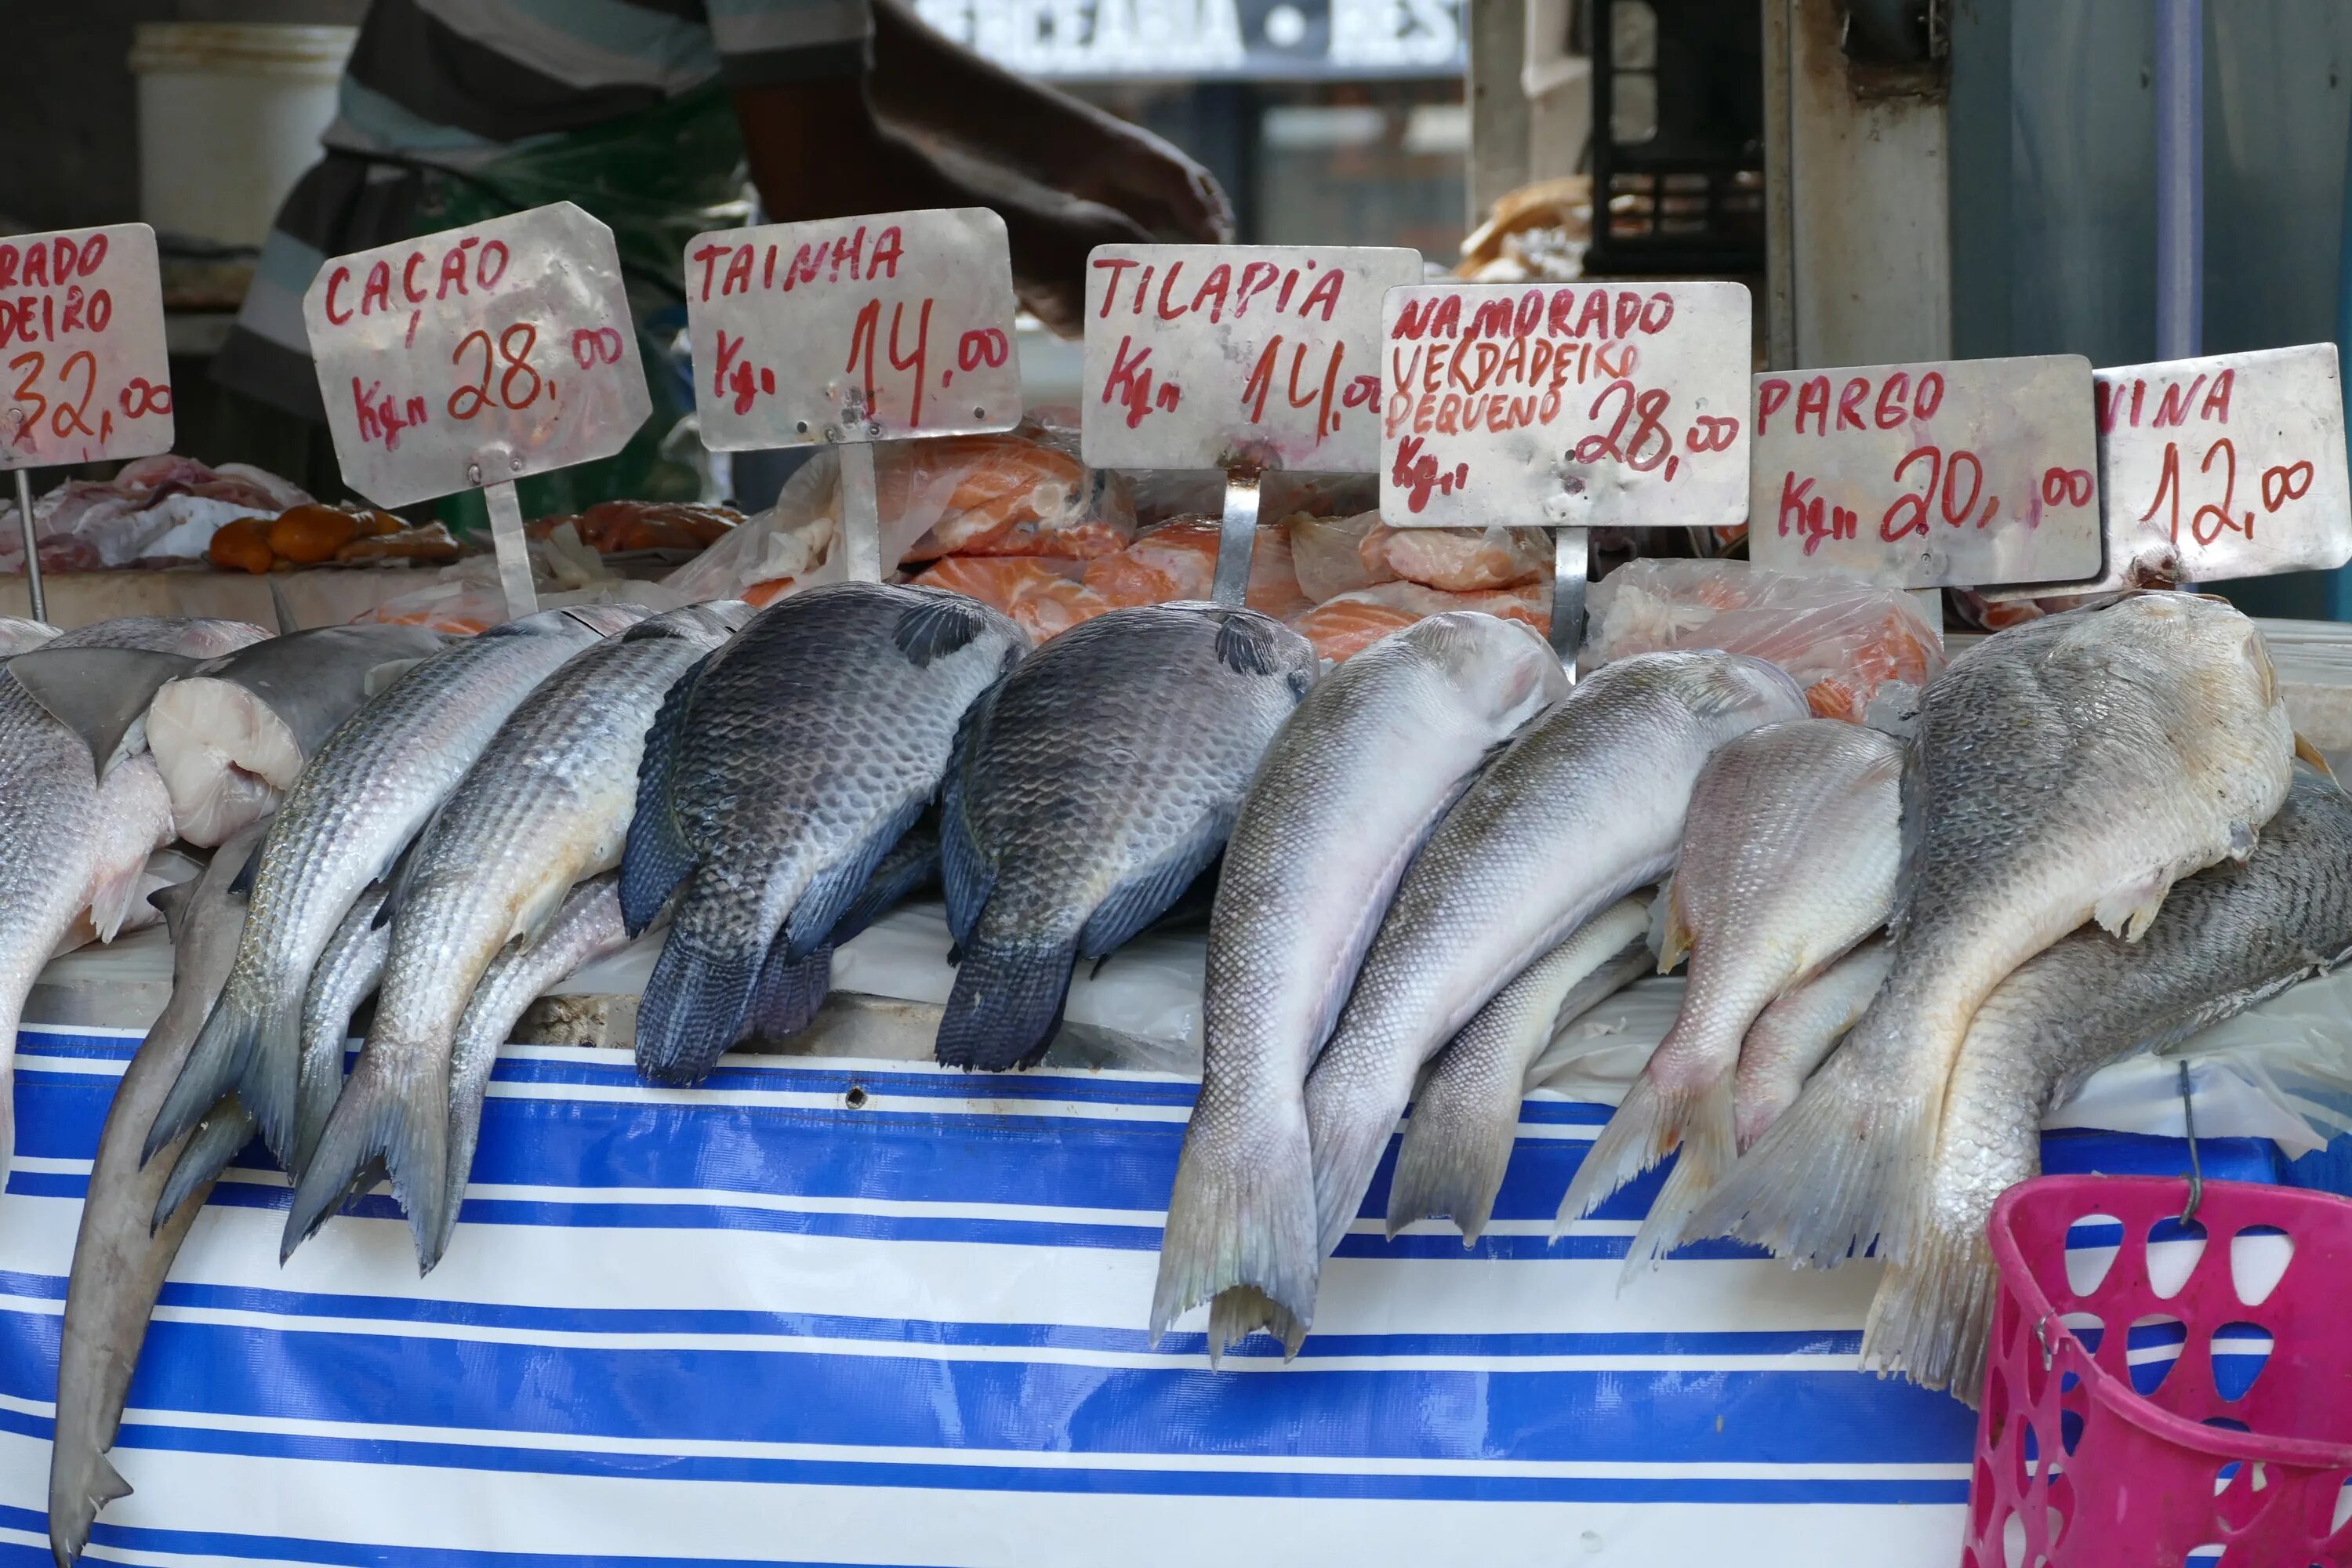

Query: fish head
(1404, 610), (1570, 728)
(1694, 650), (1812, 731)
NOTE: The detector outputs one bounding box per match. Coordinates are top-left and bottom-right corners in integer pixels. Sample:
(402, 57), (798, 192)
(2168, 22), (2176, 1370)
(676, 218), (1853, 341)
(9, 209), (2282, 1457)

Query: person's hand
(993, 191), (1152, 337)
(1060, 118), (1236, 245)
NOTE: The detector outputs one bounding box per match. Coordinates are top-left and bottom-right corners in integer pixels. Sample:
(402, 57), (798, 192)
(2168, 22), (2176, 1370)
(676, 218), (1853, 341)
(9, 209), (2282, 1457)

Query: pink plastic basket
(1970, 1175), (2352, 1566)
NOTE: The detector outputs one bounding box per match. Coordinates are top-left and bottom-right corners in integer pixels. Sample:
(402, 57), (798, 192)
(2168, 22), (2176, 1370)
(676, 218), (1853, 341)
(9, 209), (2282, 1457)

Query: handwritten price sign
(303, 201), (650, 510)
(1080, 243), (1420, 473)
(684, 208), (1020, 449)
(0, 223), (172, 470)
(2067, 345), (2352, 593)
(1374, 281), (1749, 528)
(1748, 353), (2103, 590)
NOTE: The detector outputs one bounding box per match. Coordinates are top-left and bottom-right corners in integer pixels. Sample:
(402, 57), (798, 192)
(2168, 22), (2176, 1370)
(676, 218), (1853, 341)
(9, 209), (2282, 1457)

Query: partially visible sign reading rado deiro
(685, 208), (1020, 450)
(1081, 244), (1421, 473)
(303, 202), (650, 511)
(0, 223), (172, 470)
(1749, 353), (2103, 591)
(1376, 281), (1749, 529)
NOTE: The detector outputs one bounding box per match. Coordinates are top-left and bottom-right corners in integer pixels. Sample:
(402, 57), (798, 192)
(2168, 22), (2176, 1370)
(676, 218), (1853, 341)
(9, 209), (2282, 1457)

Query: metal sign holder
(12, 463), (45, 623)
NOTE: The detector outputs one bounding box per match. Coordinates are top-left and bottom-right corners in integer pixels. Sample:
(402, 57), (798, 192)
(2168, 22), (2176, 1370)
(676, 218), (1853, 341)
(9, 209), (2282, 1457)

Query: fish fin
(935, 930), (1076, 1071)
(1860, 1216), (1999, 1403)
(2092, 866), (2176, 942)
(1149, 1098), (1319, 1349)
(267, 578), (300, 636)
(781, 797), (925, 961)
(739, 941), (832, 1044)
(1388, 1083), (1518, 1247)
(152, 1100), (256, 1232)
(1651, 877), (1691, 972)
(1210, 609), (1286, 677)
(371, 825), (437, 931)
(1617, 1075), (1737, 1284)
(1305, 1065), (1410, 1261)
(5, 647), (199, 775)
(1079, 813), (1232, 959)
(1685, 1050), (1918, 1268)
(143, 980), (263, 1163)
(1886, 732), (1927, 943)
(938, 684), (1000, 946)
(829, 822), (939, 947)
(1204, 1287), (1307, 1365)
(282, 1051), (447, 1269)
(361, 657), (430, 699)
(1555, 1073), (1675, 1234)
(618, 652), (710, 937)
(48, 1449), (132, 1567)
(634, 920), (763, 1086)
(226, 837), (264, 900)
(893, 593), (991, 666)
(147, 878), (199, 944)
(2295, 731), (2339, 783)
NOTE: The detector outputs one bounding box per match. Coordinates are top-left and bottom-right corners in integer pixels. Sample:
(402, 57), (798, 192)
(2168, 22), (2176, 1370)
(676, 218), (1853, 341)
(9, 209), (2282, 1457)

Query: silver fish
(0, 619), (267, 1183)
(145, 608), (642, 1172)
(290, 604), (745, 1262)
(0, 616), (56, 655)
(1302, 651), (1807, 1268)
(1387, 895), (1654, 1247)
(1866, 770), (2352, 1400)
(1733, 936), (1890, 1153)
(1693, 593), (2296, 1269)
(433, 873), (632, 1267)
(1150, 612), (1560, 1352)
(624, 584), (1023, 1084)
(1564, 719), (1903, 1273)
(941, 604), (1316, 1074)
(147, 623), (454, 847)
(49, 818), (263, 1567)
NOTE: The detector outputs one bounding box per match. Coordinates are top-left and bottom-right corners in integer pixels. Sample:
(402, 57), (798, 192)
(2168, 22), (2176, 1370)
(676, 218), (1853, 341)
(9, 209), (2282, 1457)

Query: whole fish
(0, 616), (56, 655)
(431, 873), (632, 1268)
(49, 819), (264, 1568)
(940, 604), (1316, 1073)
(144, 607), (643, 1171)
(1302, 651), (1807, 1266)
(290, 604), (746, 1261)
(1150, 612), (1561, 1352)
(1733, 936), (1890, 1152)
(151, 884), (392, 1233)
(0, 619), (267, 1181)
(1866, 770), (2352, 1401)
(146, 623), (452, 846)
(1693, 594), (2296, 1269)
(1386, 895), (1653, 1247)
(626, 584), (1021, 1084)
(1563, 719), (1902, 1273)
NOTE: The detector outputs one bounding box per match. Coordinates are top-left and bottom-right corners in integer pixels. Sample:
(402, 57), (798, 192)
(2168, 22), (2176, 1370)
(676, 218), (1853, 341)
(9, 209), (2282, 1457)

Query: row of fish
(1151, 590), (2352, 1399)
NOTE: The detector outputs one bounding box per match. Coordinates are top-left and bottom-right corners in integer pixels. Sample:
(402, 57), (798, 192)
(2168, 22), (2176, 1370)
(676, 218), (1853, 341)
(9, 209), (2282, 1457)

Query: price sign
(1080, 244), (1421, 472)
(303, 201), (650, 510)
(1374, 281), (1749, 529)
(1748, 354), (2103, 590)
(2063, 344), (2352, 593)
(684, 208), (1020, 450)
(0, 223), (173, 470)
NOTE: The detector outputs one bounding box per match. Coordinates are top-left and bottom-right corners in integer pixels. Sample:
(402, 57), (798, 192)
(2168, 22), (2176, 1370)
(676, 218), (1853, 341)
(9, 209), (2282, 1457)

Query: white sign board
(1080, 244), (1421, 472)
(0, 223), (172, 470)
(1375, 281), (1750, 528)
(1748, 354), (2103, 590)
(685, 208), (1021, 450)
(2083, 344), (2352, 590)
(303, 201), (651, 510)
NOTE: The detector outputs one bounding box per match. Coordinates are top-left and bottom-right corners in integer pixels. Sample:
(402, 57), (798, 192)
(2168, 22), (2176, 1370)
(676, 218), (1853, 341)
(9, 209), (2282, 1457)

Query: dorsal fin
(268, 579), (302, 636)
(5, 646), (200, 775)
(148, 878), (200, 943)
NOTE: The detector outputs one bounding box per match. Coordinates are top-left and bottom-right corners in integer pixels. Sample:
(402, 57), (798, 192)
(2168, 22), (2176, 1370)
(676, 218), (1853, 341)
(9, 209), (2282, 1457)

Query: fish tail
(142, 978), (261, 1163)
(739, 939), (832, 1045)
(46, 1447), (130, 1567)
(1685, 1050), (1928, 1268)
(1206, 1286), (1308, 1366)
(935, 932), (1076, 1072)
(282, 1054), (446, 1269)
(151, 1101), (256, 1232)
(1387, 1090), (1517, 1245)
(1861, 1207), (1999, 1403)
(1149, 1103), (1319, 1352)
(1553, 1072), (1682, 1234)
(1305, 1073), (1409, 1261)
(635, 935), (761, 1086)
(1618, 1072), (1737, 1283)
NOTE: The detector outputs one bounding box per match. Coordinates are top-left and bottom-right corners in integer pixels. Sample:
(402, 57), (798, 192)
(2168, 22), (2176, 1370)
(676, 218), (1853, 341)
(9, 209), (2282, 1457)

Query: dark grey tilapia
(1693, 594), (2295, 1270)
(49, 818), (263, 1567)
(625, 585), (1022, 1083)
(938, 604), (1316, 1073)
(1150, 612), (1559, 1351)
(1864, 770), (2352, 1401)
(144, 607), (643, 1171)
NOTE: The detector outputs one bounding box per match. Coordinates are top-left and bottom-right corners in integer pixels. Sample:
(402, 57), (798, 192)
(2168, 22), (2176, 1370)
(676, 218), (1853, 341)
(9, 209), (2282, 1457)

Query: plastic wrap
(0, 456), (310, 572)
(1583, 559), (1944, 724)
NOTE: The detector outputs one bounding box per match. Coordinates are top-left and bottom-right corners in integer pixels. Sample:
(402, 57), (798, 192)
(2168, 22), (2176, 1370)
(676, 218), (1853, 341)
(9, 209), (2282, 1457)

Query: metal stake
(838, 441), (884, 583)
(1211, 470), (1261, 608)
(2154, 0), (2204, 361)
(1550, 525), (1588, 677)
(13, 467), (42, 624)
(480, 477), (539, 622)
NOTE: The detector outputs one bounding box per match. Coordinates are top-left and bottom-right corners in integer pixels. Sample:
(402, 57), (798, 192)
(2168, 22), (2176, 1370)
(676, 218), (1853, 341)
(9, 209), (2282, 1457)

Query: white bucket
(129, 23), (356, 252)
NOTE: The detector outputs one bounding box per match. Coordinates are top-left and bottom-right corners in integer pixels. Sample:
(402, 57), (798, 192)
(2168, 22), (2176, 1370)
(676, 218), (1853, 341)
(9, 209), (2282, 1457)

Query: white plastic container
(129, 23), (355, 251)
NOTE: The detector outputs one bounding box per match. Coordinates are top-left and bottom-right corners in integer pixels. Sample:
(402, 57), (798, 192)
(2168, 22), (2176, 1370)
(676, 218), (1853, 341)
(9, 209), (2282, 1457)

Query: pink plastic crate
(1969, 1175), (2352, 1566)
